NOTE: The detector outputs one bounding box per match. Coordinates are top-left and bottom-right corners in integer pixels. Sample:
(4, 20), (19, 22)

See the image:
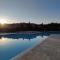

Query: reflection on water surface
(0, 32), (58, 60)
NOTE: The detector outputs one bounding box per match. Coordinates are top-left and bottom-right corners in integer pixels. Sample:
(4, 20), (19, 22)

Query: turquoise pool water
(0, 32), (59, 60)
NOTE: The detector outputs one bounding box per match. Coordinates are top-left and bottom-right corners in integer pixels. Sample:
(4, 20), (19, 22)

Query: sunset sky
(0, 0), (60, 24)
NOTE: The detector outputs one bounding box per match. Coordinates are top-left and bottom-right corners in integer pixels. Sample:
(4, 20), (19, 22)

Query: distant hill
(0, 23), (60, 33)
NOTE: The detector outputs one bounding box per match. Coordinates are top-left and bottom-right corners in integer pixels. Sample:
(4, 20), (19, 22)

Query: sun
(0, 19), (8, 24)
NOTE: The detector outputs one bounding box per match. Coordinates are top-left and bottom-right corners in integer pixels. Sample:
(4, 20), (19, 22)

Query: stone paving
(13, 35), (60, 60)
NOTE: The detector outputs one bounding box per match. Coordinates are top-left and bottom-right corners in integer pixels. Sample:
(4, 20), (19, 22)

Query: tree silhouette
(0, 22), (60, 33)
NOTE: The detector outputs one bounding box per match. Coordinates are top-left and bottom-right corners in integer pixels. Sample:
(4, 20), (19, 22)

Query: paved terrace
(12, 34), (60, 60)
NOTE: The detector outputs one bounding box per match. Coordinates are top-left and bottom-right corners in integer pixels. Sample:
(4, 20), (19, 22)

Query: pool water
(0, 32), (58, 60)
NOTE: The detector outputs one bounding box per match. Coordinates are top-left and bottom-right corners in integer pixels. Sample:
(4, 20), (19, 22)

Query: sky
(0, 0), (60, 24)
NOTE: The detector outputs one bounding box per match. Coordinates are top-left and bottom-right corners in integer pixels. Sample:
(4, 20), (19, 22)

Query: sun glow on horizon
(0, 18), (8, 24)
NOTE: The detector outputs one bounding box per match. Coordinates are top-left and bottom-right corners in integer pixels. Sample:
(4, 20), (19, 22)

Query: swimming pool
(0, 32), (58, 60)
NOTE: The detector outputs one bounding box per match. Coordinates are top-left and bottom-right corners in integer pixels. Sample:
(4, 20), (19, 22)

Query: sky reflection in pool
(0, 33), (48, 60)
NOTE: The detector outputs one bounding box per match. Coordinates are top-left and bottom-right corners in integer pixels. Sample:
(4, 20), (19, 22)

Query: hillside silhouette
(0, 23), (60, 33)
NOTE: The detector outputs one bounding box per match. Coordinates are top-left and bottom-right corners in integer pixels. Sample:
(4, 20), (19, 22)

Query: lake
(0, 32), (60, 60)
